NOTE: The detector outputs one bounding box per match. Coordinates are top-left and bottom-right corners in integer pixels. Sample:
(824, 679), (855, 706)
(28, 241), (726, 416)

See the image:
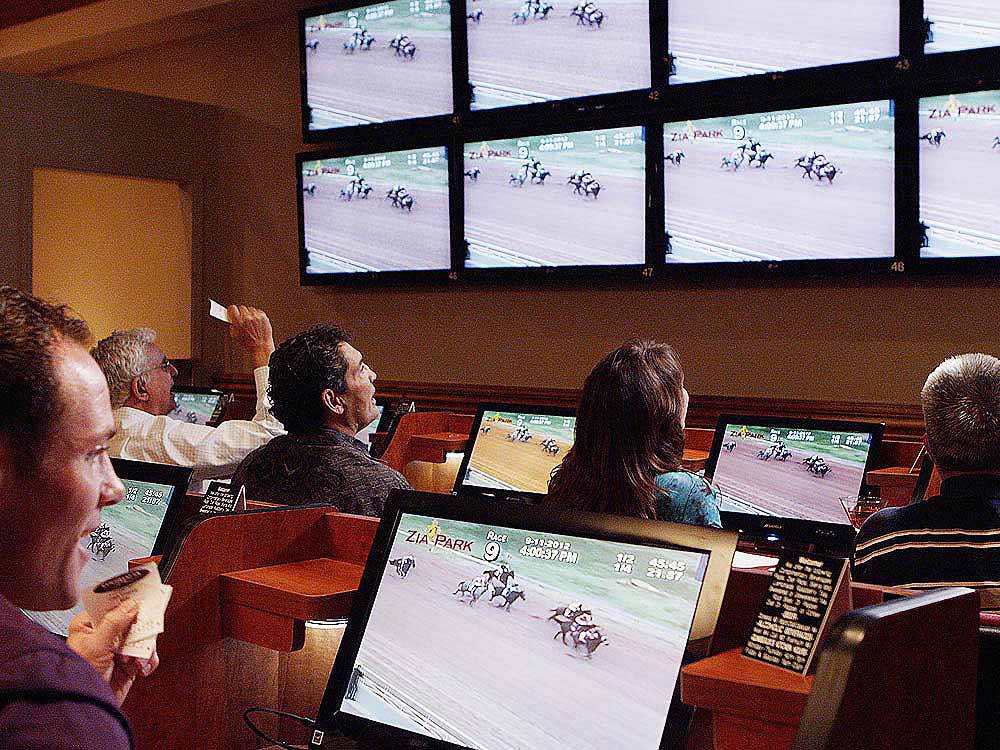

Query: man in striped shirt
(854, 353), (1000, 610)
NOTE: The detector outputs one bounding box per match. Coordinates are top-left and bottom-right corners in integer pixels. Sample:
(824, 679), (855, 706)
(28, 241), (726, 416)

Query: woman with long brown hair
(546, 340), (721, 526)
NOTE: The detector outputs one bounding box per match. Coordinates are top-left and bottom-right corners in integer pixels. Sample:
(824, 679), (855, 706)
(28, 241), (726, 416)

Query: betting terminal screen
(457, 409), (577, 495)
(25, 478), (176, 636)
(335, 513), (711, 750)
(708, 421), (877, 524)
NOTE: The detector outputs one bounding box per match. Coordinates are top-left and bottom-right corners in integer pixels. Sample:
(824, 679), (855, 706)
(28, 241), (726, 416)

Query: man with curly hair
(231, 325), (408, 515)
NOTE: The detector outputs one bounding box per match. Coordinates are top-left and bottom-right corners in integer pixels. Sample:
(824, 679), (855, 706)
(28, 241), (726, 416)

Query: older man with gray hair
(90, 305), (283, 483)
(854, 353), (1000, 610)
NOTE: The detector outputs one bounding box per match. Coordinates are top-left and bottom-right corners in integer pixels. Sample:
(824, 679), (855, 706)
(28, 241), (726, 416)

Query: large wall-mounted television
(466, 0), (651, 110)
(301, 0), (453, 135)
(299, 144), (452, 280)
(463, 124), (647, 269)
(663, 99), (895, 264)
(924, 1), (1000, 53)
(667, 0), (899, 84)
(920, 89), (1000, 258)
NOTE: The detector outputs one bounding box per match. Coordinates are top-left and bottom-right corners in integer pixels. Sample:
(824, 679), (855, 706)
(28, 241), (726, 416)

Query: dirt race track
(665, 144), (894, 262)
(926, 0), (1000, 52)
(304, 182), (451, 272)
(468, 0), (649, 107)
(465, 165), (645, 266)
(920, 114), (1000, 257)
(712, 436), (864, 523)
(466, 425), (572, 492)
(669, 0), (897, 81)
(350, 543), (685, 749)
(306, 32), (452, 126)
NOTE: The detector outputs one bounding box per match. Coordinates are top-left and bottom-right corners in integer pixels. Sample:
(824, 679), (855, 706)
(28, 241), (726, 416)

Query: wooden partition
(682, 571), (978, 750)
(122, 506), (378, 750)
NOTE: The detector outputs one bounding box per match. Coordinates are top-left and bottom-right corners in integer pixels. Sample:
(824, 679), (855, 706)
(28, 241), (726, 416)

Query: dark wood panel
(0, 1), (101, 28)
(213, 373), (925, 440)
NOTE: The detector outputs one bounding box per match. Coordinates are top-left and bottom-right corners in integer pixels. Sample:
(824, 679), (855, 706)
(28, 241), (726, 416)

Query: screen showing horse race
(24, 478), (176, 637)
(663, 100), (894, 263)
(301, 146), (451, 275)
(302, 0), (453, 130)
(707, 422), (877, 524)
(920, 90), (1000, 258)
(924, 0), (1000, 53)
(457, 409), (577, 495)
(464, 126), (646, 268)
(466, 0), (650, 110)
(667, 0), (898, 84)
(168, 390), (225, 426)
(336, 512), (710, 750)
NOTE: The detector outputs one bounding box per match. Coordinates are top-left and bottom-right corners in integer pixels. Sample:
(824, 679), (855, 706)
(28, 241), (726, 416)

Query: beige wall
(53, 15), (999, 404)
(32, 168), (193, 357)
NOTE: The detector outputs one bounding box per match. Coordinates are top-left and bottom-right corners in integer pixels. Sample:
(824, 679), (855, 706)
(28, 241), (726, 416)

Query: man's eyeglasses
(139, 357), (177, 377)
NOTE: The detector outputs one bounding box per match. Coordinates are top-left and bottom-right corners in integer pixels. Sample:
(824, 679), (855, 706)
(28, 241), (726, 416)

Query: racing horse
(389, 556), (416, 578)
(454, 576), (490, 603)
(583, 180), (602, 199)
(722, 441), (737, 452)
(530, 167), (551, 184)
(305, 39), (320, 52)
(665, 150), (685, 165)
(549, 606), (593, 643)
(512, 6), (530, 23)
(464, 167), (481, 180)
(86, 525), (115, 562)
(920, 130), (946, 147)
(751, 150), (774, 168)
(509, 172), (527, 187)
(993, 136), (1000, 149)
(467, 8), (483, 22)
(492, 585), (526, 612)
(534, 3), (554, 18)
(302, 183), (317, 196)
(570, 625), (608, 658)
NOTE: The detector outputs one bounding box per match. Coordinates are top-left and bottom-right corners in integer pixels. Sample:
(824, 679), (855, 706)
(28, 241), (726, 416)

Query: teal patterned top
(654, 471), (722, 528)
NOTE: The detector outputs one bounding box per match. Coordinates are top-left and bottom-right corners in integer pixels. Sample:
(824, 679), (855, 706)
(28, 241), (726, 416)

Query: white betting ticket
(208, 299), (231, 323)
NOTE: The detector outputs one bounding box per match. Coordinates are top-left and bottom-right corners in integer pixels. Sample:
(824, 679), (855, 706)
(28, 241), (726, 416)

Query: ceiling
(0, 1), (101, 30)
(0, 0), (310, 75)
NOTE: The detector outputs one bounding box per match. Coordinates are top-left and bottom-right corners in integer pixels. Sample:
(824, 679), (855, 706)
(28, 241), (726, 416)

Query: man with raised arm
(0, 286), (158, 749)
(90, 305), (284, 483)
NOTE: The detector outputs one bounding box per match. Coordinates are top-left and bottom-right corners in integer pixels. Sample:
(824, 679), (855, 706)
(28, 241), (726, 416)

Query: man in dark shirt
(0, 286), (156, 749)
(231, 325), (408, 515)
(854, 353), (1000, 610)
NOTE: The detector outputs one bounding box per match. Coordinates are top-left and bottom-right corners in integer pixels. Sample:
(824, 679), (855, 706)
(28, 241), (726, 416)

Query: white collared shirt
(110, 366), (285, 482)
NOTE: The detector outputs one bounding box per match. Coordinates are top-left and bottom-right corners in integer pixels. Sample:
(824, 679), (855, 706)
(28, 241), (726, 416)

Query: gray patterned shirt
(230, 429), (409, 517)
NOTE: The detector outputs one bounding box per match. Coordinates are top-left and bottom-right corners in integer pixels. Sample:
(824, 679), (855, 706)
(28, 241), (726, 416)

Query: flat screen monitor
(663, 100), (895, 263)
(466, 0), (650, 110)
(308, 490), (738, 750)
(919, 90), (1000, 258)
(464, 126), (646, 268)
(302, 0), (453, 132)
(168, 387), (227, 427)
(455, 404), (577, 499)
(704, 415), (884, 551)
(924, 1), (1000, 53)
(24, 459), (192, 636)
(668, 0), (898, 84)
(300, 145), (452, 277)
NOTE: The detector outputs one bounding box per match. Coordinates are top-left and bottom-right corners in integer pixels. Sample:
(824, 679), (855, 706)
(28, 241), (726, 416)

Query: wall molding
(213, 373), (925, 440)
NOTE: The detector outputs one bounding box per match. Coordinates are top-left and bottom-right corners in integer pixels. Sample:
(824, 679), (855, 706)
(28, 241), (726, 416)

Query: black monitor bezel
(704, 414), (885, 554)
(299, 0), (462, 143)
(297, 135), (458, 285)
(453, 401), (577, 501)
(169, 386), (228, 427)
(109, 458), (194, 557)
(309, 489), (738, 750)
(458, 115), (656, 279)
